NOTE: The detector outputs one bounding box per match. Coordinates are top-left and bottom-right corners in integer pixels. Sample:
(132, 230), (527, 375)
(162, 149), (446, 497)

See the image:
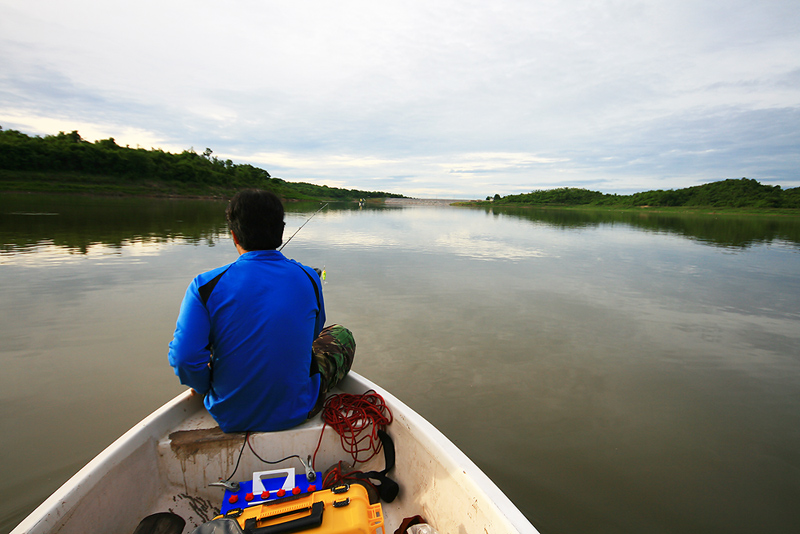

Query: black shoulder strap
(298, 266), (321, 312)
(198, 266), (232, 306)
(298, 266), (323, 379)
(199, 263), (320, 320)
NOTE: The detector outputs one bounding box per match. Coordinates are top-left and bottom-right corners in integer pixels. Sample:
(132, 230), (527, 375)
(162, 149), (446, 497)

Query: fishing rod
(279, 203), (328, 251)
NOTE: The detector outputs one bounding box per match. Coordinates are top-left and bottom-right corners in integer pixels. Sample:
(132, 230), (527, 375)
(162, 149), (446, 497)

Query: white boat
(11, 372), (539, 534)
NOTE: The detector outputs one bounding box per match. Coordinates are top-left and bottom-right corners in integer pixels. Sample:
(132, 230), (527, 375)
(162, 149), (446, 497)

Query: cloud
(1, 0), (799, 198)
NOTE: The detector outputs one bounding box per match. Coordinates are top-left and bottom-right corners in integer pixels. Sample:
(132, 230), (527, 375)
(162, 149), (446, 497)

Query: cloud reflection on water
(1, 238), (178, 267)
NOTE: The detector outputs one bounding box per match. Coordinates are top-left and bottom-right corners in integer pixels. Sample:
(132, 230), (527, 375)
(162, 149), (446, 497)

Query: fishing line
(279, 203), (328, 251)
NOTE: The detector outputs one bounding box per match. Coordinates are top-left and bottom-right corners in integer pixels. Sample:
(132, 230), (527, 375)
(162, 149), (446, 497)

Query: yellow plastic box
(216, 483), (384, 534)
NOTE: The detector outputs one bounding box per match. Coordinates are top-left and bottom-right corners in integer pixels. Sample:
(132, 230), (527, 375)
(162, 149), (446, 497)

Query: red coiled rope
(312, 390), (393, 470)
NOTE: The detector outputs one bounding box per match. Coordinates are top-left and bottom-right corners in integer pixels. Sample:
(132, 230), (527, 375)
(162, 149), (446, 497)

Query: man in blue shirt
(168, 190), (355, 432)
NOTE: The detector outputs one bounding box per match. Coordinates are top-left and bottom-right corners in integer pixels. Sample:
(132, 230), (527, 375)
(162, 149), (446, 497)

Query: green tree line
(0, 128), (403, 200)
(487, 178), (800, 209)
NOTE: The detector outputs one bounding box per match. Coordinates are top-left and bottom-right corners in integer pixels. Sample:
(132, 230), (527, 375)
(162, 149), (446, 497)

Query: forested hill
(0, 128), (404, 200)
(486, 178), (800, 209)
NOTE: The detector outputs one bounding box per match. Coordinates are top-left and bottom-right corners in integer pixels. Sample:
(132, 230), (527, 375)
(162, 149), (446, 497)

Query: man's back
(169, 249), (326, 432)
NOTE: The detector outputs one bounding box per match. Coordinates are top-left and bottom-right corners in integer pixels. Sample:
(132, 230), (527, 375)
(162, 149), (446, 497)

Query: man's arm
(168, 282), (213, 395)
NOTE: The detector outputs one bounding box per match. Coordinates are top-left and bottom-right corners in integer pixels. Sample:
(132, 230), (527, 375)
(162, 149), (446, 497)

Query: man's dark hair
(226, 189), (285, 250)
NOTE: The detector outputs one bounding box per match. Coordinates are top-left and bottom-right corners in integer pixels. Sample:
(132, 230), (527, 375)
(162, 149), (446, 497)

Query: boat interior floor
(149, 397), (403, 533)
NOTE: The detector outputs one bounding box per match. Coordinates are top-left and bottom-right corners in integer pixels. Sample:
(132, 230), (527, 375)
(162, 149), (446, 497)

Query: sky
(1, 1), (799, 199)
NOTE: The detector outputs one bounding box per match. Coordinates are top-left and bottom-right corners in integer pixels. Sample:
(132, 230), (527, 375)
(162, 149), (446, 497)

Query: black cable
(221, 432), (307, 486)
(246, 433), (301, 465)
(222, 432), (250, 482)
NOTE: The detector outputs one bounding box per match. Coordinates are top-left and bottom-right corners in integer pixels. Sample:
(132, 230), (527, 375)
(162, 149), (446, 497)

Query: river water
(1, 193), (799, 533)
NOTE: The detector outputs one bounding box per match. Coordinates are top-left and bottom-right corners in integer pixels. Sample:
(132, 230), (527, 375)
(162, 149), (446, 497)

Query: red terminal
(228, 495), (238, 504)
(276, 489), (286, 498)
(261, 491), (270, 499)
(245, 493), (254, 502)
(307, 485), (317, 492)
(292, 487), (301, 495)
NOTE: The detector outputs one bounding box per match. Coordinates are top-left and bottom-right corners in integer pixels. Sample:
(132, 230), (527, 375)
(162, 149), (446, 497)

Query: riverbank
(457, 179), (800, 215)
(0, 170), (386, 202)
(455, 201), (800, 218)
(0, 170), (227, 198)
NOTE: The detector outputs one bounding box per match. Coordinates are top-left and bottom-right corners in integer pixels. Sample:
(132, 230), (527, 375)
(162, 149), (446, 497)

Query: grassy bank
(0, 170), (225, 197)
(455, 201), (800, 218)
(457, 178), (800, 216)
(0, 169), (385, 201)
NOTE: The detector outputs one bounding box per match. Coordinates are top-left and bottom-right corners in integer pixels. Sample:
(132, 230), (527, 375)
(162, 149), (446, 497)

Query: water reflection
(0, 194), (230, 256)
(0, 196), (394, 260)
(481, 206), (800, 249)
(4, 195), (797, 259)
(3, 240), (178, 268)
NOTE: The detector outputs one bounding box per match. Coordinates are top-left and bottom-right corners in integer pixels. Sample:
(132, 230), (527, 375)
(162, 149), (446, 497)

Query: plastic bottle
(407, 524), (439, 534)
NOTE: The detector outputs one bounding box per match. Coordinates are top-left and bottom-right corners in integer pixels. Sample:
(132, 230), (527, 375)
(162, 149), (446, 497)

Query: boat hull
(12, 372), (538, 534)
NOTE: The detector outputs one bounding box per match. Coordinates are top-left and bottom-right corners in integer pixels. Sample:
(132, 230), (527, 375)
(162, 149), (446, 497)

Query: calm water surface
(1, 194), (799, 533)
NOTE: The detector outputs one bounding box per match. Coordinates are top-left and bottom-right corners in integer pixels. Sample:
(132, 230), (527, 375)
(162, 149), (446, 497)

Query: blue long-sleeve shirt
(168, 250), (325, 432)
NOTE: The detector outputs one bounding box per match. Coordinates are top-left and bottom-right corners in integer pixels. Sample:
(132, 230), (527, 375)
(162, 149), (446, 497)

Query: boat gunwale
(339, 373), (538, 534)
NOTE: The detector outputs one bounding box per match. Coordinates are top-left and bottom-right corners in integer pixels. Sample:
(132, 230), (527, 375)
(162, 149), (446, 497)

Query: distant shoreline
(452, 178), (800, 216)
(453, 202), (800, 217)
(385, 198), (471, 206)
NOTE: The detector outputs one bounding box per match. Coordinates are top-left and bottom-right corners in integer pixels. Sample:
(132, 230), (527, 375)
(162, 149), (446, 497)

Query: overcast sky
(1, 1), (799, 198)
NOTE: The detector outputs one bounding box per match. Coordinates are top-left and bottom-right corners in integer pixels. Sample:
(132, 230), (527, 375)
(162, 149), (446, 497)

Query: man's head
(226, 189), (285, 251)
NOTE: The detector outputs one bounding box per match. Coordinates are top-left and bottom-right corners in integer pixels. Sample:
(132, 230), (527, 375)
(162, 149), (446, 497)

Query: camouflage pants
(310, 324), (356, 416)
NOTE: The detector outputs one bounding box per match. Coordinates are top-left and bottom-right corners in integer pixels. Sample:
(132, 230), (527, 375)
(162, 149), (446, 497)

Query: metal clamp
(209, 480), (240, 492)
(300, 455), (316, 482)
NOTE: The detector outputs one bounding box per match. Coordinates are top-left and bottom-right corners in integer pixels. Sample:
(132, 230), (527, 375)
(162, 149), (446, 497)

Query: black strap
(200, 264), (319, 311)
(352, 430), (399, 502)
(298, 266), (321, 313)
(198, 266), (232, 306)
(296, 266), (323, 379)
